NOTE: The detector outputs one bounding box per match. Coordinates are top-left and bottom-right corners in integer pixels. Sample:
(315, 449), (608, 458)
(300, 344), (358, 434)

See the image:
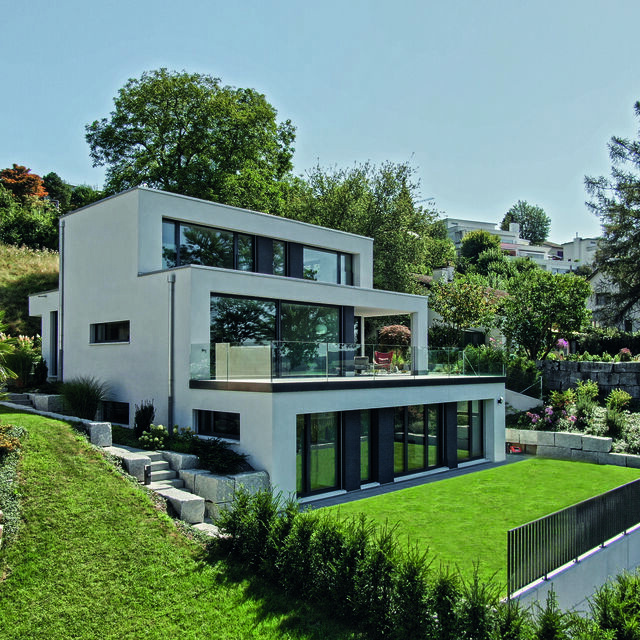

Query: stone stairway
(6, 393), (33, 407)
(146, 451), (185, 488)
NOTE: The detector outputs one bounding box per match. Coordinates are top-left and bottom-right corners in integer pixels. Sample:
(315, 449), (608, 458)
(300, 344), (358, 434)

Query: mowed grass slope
(327, 458), (640, 589)
(0, 243), (59, 335)
(0, 409), (355, 640)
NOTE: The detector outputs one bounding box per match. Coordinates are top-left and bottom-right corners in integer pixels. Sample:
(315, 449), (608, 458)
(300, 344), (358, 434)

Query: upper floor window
(90, 320), (130, 343)
(162, 218), (352, 285)
(303, 246), (353, 285)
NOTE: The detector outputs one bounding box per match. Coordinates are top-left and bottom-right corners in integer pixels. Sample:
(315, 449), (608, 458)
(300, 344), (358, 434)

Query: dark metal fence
(507, 478), (640, 597)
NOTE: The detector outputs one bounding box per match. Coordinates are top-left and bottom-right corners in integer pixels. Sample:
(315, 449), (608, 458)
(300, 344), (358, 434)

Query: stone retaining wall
(538, 360), (640, 398)
(506, 428), (640, 468)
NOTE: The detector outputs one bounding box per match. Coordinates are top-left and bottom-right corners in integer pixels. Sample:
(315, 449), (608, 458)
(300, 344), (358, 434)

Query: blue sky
(2, 0), (639, 242)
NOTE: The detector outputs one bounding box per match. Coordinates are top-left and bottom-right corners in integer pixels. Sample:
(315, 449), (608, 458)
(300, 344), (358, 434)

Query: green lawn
(0, 409), (355, 640)
(325, 457), (640, 590)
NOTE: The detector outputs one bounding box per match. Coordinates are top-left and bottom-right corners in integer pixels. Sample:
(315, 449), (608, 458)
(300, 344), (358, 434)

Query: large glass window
(162, 220), (177, 268)
(273, 240), (286, 276)
(457, 400), (483, 462)
(394, 405), (441, 476)
(360, 410), (372, 483)
(236, 234), (254, 271)
(303, 247), (338, 283)
(180, 224), (234, 269)
(280, 302), (340, 376)
(297, 412), (340, 496)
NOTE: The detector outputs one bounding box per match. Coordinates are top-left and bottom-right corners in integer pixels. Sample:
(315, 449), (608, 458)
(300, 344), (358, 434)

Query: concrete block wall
(506, 428), (640, 467)
(538, 360), (640, 398)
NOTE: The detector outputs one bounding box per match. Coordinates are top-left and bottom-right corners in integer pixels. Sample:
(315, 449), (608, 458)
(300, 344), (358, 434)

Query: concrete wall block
(178, 468), (211, 493)
(205, 501), (232, 520)
(580, 362), (612, 374)
(598, 372), (619, 386)
(624, 454), (640, 469)
(162, 450), (199, 471)
(121, 452), (152, 481)
(597, 452), (628, 467)
(233, 471), (270, 494)
(88, 422), (112, 447)
(520, 430), (540, 445)
(613, 362), (640, 374)
(536, 431), (556, 446)
(505, 428), (521, 444)
(155, 487), (205, 524)
(571, 449), (600, 464)
(194, 473), (235, 503)
(537, 445), (571, 460)
(581, 435), (612, 453)
(554, 432), (583, 449)
(28, 394), (64, 413)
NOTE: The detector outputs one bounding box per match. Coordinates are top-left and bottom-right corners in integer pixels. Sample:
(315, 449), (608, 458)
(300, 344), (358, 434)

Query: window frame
(90, 320), (130, 344)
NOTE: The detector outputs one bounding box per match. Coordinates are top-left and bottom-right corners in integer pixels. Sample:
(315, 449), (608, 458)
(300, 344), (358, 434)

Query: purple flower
(545, 407), (553, 416)
(568, 415), (577, 423)
(557, 338), (569, 349)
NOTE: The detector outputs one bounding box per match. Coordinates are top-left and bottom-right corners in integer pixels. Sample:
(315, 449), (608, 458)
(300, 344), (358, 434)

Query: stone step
(6, 394), (32, 406)
(150, 469), (178, 482)
(154, 487), (205, 524)
(149, 478), (185, 490)
(150, 460), (170, 472)
(145, 451), (165, 462)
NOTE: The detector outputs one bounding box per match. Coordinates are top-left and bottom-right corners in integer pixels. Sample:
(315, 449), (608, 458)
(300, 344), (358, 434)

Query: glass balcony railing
(190, 343), (505, 382)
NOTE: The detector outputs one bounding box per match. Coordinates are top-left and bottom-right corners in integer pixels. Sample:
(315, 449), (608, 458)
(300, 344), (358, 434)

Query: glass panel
(296, 415), (305, 494)
(457, 400), (471, 462)
(237, 234), (254, 271)
(470, 400), (483, 458)
(210, 296), (276, 379)
(427, 405), (440, 467)
(162, 220), (177, 268)
(273, 240), (285, 276)
(394, 407), (405, 474)
(214, 411), (240, 440)
(303, 246), (339, 283)
(180, 224), (233, 268)
(309, 412), (338, 492)
(360, 410), (371, 483)
(280, 303), (339, 376)
(407, 405), (425, 471)
(340, 253), (353, 285)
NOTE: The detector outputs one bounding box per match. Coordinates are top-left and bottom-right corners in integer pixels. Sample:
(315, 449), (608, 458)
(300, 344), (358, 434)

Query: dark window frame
(194, 409), (240, 440)
(162, 218), (354, 285)
(90, 320), (130, 344)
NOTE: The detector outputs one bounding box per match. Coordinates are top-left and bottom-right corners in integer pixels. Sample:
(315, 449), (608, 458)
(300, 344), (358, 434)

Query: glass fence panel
(189, 343), (504, 380)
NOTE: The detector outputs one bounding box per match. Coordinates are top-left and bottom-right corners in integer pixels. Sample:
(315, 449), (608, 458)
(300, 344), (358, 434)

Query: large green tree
(586, 101), (640, 323)
(429, 273), (501, 345)
(287, 161), (455, 293)
(86, 68), (296, 215)
(500, 200), (551, 245)
(500, 270), (591, 360)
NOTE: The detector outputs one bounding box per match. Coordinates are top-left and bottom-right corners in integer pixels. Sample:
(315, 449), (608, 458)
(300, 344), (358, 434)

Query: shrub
(506, 356), (542, 397)
(379, 324), (411, 348)
(550, 389), (577, 411)
(534, 590), (571, 639)
(133, 399), (155, 438)
(605, 410), (627, 441)
(426, 566), (461, 640)
(606, 389), (632, 412)
(457, 566), (501, 640)
(60, 375), (109, 420)
(138, 423), (168, 449)
(0, 423), (26, 542)
(589, 570), (640, 639)
(185, 435), (248, 474)
(576, 379), (599, 403)
(617, 348), (633, 362)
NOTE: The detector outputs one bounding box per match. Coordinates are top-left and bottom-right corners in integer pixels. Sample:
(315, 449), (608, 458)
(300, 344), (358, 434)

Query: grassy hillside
(0, 243), (59, 336)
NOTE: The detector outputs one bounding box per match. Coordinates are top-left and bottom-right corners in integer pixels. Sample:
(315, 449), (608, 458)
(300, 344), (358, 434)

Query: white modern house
(30, 188), (506, 499)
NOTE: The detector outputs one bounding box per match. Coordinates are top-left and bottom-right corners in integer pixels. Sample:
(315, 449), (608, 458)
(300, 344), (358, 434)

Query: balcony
(189, 342), (505, 383)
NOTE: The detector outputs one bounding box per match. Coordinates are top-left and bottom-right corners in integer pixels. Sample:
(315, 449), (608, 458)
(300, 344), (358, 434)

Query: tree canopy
(287, 161), (455, 294)
(586, 100), (640, 324)
(500, 200), (551, 245)
(429, 273), (501, 346)
(0, 165), (47, 203)
(86, 68), (296, 214)
(500, 270), (591, 360)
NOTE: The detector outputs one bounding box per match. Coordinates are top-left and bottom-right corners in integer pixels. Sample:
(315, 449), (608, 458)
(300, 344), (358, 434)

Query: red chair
(374, 351), (393, 372)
